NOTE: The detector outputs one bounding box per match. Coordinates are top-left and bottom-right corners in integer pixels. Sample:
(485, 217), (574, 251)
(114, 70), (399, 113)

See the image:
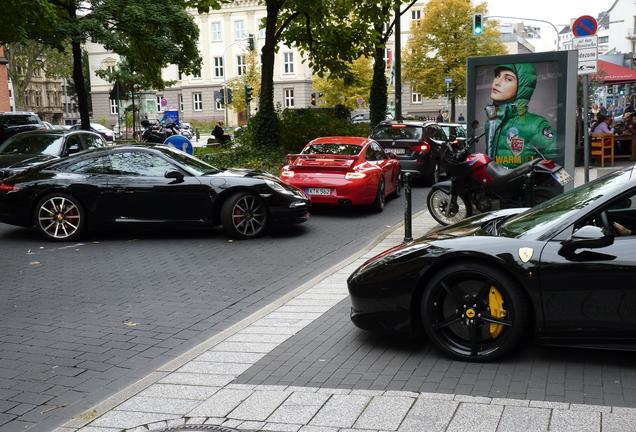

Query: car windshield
(0, 133), (64, 156)
(156, 146), (220, 175)
(371, 125), (422, 140)
(301, 144), (362, 155)
(498, 168), (633, 239)
(0, 114), (40, 126)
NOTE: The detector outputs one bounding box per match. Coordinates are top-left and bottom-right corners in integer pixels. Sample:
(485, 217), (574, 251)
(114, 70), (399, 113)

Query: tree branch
(304, 12), (312, 53)
(274, 11), (301, 41)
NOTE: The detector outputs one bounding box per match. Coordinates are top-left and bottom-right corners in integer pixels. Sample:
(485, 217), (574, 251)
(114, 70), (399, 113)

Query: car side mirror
(559, 225), (614, 256)
(165, 170), (184, 180)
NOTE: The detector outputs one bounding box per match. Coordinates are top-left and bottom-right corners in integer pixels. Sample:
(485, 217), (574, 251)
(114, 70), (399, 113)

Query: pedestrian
(599, 103), (607, 116)
(436, 110), (443, 122)
(457, 113), (465, 122)
(195, 127), (200, 142)
(484, 63), (557, 168)
(592, 114), (615, 134)
(212, 121), (230, 144)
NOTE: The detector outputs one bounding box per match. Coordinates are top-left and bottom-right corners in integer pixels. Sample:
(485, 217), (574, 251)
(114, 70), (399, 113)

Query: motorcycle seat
(487, 158), (541, 184)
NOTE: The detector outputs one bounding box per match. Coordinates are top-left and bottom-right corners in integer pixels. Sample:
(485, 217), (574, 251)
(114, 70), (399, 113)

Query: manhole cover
(152, 426), (239, 432)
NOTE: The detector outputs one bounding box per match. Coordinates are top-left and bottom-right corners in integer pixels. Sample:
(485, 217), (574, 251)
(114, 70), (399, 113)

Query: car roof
(0, 111), (39, 116)
(307, 136), (371, 146)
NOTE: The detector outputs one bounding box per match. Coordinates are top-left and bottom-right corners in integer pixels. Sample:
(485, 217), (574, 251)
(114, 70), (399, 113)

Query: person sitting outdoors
(592, 114), (615, 134)
(212, 121), (231, 144)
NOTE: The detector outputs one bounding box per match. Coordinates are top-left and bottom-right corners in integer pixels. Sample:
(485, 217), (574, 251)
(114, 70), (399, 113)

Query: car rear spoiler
(286, 153), (359, 171)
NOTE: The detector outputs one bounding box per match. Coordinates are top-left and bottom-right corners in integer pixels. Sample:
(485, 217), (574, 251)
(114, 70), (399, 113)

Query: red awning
(597, 60), (636, 84)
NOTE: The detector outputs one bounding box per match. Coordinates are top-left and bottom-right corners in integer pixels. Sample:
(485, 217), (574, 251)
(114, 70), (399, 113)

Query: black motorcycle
(426, 136), (572, 226)
(140, 120), (179, 144)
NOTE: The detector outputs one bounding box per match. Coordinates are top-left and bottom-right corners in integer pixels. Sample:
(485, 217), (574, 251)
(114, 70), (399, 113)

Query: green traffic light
(475, 27), (482, 34)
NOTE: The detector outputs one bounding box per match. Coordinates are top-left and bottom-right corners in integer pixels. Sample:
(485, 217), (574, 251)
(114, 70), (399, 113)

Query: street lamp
(484, 15), (561, 51)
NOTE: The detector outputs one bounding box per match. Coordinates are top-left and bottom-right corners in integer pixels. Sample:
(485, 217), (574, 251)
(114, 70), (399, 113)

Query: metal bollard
(403, 173), (413, 242)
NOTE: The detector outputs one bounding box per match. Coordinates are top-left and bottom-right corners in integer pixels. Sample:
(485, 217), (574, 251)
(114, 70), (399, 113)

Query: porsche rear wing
(286, 153), (359, 171)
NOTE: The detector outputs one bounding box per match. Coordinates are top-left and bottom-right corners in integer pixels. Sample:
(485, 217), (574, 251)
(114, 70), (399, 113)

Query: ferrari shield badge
(518, 247), (533, 263)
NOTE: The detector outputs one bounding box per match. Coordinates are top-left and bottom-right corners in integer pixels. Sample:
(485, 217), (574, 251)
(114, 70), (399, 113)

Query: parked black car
(0, 145), (310, 241)
(348, 166), (636, 361)
(70, 123), (115, 142)
(438, 122), (467, 147)
(0, 130), (107, 180)
(370, 121), (449, 185)
(0, 112), (45, 144)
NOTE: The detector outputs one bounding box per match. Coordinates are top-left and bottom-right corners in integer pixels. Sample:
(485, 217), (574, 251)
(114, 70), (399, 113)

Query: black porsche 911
(348, 166), (636, 362)
(0, 145), (309, 241)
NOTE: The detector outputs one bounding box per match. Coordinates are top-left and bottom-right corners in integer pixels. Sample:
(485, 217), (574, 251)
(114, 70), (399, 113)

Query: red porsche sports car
(280, 137), (401, 212)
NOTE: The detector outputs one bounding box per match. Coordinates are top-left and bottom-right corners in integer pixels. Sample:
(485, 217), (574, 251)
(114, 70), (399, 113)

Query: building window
(257, 20), (266, 39)
(234, 20), (245, 40)
(193, 92), (202, 111)
(110, 99), (118, 114)
(192, 69), (201, 79)
(411, 9), (421, 25)
(283, 52), (294, 73)
(284, 88), (294, 108)
(216, 99), (223, 110)
(411, 91), (422, 104)
(179, 94), (184, 112)
(214, 57), (224, 78)
(237, 55), (246, 76)
(33, 68), (42, 77)
(599, 36), (609, 43)
(156, 95), (163, 112)
(34, 91), (41, 107)
(211, 22), (222, 42)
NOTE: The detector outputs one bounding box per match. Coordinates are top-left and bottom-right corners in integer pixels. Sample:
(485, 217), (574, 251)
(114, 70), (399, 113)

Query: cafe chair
(591, 133), (615, 167)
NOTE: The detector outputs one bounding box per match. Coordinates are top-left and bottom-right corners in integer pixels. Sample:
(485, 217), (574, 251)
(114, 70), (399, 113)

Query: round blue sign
(572, 15), (598, 37)
(164, 135), (193, 155)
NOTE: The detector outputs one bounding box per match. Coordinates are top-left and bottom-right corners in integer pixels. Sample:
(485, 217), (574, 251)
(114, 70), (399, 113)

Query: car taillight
(411, 143), (430, 153)
(391, 124), (407, 128)
(0, 183), (19, 192)
(452, 139), (459, 145)
(281, 170), (295, 178)
(345, 172), (366, 179)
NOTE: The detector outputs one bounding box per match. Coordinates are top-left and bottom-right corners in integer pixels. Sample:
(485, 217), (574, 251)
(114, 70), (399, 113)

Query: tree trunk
(254, 0), (280, 148)
(69, 4), (90, 130)
(370, 46), (387, 129)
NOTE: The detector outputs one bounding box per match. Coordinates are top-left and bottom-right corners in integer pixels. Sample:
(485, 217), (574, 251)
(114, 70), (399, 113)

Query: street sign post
(573, 35), (598, 75)
(572, 15), (598, 184)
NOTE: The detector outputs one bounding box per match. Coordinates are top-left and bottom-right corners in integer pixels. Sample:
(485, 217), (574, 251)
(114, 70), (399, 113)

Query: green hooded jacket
(484, 63), (557, 168)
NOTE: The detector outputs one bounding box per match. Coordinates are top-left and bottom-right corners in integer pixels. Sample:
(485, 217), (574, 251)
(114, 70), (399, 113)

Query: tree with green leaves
(403, 0), (505, 100)
(1, 0), (224, 130)
(227, 50), (261, 116)
(312, 56), (373, 110)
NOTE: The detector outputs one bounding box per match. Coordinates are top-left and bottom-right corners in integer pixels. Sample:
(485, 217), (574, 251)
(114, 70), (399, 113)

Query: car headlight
(264, 179), (294, 195)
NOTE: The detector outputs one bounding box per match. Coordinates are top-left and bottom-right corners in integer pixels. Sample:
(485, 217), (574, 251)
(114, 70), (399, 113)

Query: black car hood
(425, 207), (528, 240)
(0, 153), (58, 169)
(219, 168), (280, 181)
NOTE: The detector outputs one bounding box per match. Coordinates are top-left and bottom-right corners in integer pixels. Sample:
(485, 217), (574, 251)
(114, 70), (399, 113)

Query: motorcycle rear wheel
(427, 188), (471, 226)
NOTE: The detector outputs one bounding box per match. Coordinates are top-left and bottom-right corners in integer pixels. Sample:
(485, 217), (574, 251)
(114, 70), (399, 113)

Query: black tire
(423, 160), (440, 186)
(427, 187), (472, 226)
(420, 262), (530, 362)
(34, 193), (85, 242)
(220, 192), (268, 239)
(390, 172), (402, 199)
(370, 177), (385, 213)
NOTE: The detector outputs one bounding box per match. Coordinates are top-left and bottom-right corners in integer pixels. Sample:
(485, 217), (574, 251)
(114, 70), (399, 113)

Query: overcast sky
(485, 0), (613, 51)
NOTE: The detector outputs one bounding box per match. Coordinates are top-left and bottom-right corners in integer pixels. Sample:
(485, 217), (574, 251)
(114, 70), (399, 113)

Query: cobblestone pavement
(0, 186), (430, 432)
(52, 211), (636, 432)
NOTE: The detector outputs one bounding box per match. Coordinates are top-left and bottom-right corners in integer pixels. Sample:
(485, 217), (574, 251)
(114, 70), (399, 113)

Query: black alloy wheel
(34, 193), (85, 241)
(221, 192), (268, 239)
(420, 262), (529, 362)
(371, 177), (385, 213)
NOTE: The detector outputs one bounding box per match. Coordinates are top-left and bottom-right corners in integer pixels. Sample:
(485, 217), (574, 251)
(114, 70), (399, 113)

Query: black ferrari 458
(0, 145), (309, 241)
(349, 166), (636, 361)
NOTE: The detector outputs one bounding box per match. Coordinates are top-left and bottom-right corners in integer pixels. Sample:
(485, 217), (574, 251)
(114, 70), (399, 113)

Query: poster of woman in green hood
(484, 63), (557, 168)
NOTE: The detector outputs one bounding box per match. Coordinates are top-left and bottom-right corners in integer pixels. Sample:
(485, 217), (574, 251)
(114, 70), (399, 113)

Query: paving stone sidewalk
(54, 211), (636, 432)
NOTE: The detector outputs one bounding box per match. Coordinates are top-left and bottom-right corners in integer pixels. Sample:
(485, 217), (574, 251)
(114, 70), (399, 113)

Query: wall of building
(608, 0), (635, 55)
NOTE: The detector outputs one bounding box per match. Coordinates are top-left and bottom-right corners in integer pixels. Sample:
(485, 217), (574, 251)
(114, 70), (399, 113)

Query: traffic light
(227, 88), (233, 104)
(245, 85), (253, 103)
(310, 92), (316, 106)
(607, 86), (613, 95)
(619, 85), (625, 96)
(473, 13), (484, 35)
(247, 34), (255, 51)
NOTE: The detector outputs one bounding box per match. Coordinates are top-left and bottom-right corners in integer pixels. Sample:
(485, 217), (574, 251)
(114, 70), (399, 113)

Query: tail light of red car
(281, 167), (295, 178)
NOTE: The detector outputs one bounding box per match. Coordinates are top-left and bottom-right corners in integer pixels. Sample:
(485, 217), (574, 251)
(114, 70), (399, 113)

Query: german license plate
(552, 168), (572, 186)
(306, 187), (332, 195)
(386, 148), (406, 155)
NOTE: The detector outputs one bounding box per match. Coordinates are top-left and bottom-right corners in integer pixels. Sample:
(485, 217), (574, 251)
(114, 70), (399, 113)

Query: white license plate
(386, 148), (406, 155)
(306, 187), (332, 195)
(552, 168), (572, 186)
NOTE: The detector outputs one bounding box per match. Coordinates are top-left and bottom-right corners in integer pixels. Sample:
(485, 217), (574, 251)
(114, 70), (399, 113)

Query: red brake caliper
(233, 205), (243, 225)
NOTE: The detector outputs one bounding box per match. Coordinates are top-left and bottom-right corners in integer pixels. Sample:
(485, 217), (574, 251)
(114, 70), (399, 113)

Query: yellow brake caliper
(488, 286), (507, 338)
